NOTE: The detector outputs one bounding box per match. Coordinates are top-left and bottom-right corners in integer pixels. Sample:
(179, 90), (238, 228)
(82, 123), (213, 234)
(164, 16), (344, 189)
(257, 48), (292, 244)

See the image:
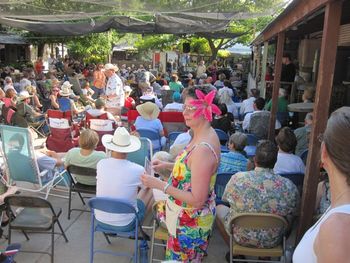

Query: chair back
(214, 172), (235, 205)
(137, 128), (162, 152)
(127, 110), (140, 130)
(159, 111), (186, 135)
(127, 137), (153, 166)
(67, 165), (97, 177)
(276, 112), (289, 127)
(279, 173), (304, 191)
(5, 195), (54, 210)
(246, 133), (259, 146)
(229, 213), (288, 235)
(88, 197), (136, 215)
(215, 128), (229, 146)
(244, 145), (257, 158)
(0, 125), (42, 185)
(299, 149), (308, 165)
(168, 132), (181, 147)
(46, 110), (77, 152)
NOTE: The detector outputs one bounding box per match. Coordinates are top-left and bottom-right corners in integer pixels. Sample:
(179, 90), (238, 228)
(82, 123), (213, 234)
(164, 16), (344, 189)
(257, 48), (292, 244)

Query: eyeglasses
(53, 89), (59, 92)
(182, 104), (198, 112)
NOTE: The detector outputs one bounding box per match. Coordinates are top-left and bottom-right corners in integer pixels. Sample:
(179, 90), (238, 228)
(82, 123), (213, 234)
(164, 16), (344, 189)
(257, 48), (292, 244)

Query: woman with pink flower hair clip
(141, 86), (221, 262)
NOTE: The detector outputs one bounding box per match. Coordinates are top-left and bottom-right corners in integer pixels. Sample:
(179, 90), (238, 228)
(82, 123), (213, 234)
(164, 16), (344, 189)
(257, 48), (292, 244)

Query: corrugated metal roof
(0, 33), (28, 44)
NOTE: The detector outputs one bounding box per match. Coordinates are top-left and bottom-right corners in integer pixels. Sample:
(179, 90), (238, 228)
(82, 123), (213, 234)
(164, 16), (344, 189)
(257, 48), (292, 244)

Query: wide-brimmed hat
(136, 102), (160, 120)
(104, 63), (119, 71)
(60, 81), (73, 96)
(124, 85), (132, 93)
(18, 90), (33, 101)
(102, 127), (141, 153)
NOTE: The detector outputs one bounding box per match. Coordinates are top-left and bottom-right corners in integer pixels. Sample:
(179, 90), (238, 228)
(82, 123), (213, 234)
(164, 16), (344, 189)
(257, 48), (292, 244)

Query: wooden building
(0, 33), (30, 66)
(251, 0), (350, 239)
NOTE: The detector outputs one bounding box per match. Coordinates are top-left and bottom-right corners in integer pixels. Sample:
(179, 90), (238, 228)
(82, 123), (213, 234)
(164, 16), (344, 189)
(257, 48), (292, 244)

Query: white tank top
(293, 204), (350, 263)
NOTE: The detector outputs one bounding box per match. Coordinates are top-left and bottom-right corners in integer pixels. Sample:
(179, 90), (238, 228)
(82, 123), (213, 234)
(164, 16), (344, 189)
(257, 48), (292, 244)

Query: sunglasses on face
(182, 104), (198, 112)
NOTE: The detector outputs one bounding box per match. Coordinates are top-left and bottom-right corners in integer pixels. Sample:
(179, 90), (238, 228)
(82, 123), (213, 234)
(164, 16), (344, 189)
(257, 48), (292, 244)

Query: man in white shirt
(196, 60), (206, 80)
(163, 92), (183, 112)
(104, 63), (124, 113)
(86, 98), (117, 123)
(96, 127), (147, 230)
(240, 88), (260, 117)
(139, 86), (163, 109)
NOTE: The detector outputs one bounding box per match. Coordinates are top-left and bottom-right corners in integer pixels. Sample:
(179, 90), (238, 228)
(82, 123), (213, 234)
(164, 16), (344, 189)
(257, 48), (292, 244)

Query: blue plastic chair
(299, 149), (308, 165)
(215, 128), (229, 146)
(244, 145), (257, 158)
(279, 173), (305, 193)
(127, 137), (153, 166)
(246, 133), (259, 146)
(167, 131), (182, 148)
(137, 128), (162, 153)
(214, 172), (236, 206)
(88, 197), (140, 263)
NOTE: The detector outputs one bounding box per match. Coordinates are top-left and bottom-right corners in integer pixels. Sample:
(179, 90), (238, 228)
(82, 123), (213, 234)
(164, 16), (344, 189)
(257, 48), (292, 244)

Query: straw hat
(60, 81), (73, 96)
(136, 102), (160, 120)
(102, 127), (141, 153)
(104, 63), (119, 71)
(18, 90), (33, 101)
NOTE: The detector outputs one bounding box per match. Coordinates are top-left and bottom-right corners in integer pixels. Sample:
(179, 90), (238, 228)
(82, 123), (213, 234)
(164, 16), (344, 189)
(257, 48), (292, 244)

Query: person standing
(294, 107), (350, 263)
(141, 86), (221, 262)
(92, 63), (106, 99)
(104, 63), (124, 115)
(196, 60), (206, 81)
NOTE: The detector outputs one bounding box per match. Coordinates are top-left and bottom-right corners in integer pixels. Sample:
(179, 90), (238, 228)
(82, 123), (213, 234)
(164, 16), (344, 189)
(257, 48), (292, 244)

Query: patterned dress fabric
(222, 167), (299, 248)
(157, 144), (217, 262)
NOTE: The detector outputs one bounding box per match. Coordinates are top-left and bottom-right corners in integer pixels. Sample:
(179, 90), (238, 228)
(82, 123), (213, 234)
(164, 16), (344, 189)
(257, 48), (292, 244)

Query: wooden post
(261, 41), (269, 99)
(297, 0), (343, 241)
(268, 32), (284, 141)
(256, 45), (261, 86)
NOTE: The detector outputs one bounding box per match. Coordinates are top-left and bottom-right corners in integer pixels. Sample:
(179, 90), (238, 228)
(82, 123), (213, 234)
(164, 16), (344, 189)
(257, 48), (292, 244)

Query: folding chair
(244, 145), (257, 158)
(127, 109), (140, 131)
(1, 98), (16, 125)
(229, 213), (287, 263)
(246, 133), (259, 146)
(66, 165), (97, 220)
(46, 110), (79, 152)
(88, 197), (144, 263)
(0, 125), (67, 199)
(215, 129), (230, 152)
(137, 128), (162, 153)
(159, 111), (186, 136)
(167, 131), (181, 149)
(85, 112), (115, 151)
(150, 201), (168, 262)
(214, 172), (235, 206)
(299, 149), (308, 165)
(127, 137), (153, 167)
(279, 173), (304, 194)
(4, 195), (68, 263)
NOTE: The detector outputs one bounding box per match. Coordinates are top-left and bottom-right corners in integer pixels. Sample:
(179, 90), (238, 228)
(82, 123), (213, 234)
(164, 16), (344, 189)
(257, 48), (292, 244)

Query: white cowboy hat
(102, 127), (141, 153)
(136, 101), (160, 120)
(60, 81), (73, 96)
(18, 90), (33, 101)
(124, 85), (132, 93)
(104, 63), (119, 71)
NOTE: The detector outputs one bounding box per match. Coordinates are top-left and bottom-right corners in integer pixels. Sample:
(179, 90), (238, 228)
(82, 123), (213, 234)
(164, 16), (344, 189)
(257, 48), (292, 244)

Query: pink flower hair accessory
(190, 89), (221, 122)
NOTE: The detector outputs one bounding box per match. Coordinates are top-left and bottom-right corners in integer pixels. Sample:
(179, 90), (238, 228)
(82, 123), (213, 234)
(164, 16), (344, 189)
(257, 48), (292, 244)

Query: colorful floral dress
(157, 143), (217, 262)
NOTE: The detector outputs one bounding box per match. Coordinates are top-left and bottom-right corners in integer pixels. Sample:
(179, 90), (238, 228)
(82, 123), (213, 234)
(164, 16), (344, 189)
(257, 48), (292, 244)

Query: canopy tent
(0, 0), (283, 36)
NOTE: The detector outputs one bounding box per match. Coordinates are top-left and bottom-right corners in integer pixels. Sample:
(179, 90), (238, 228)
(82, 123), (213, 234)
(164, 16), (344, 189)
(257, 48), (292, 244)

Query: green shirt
(169, 81), (183, 93)
(265, 97), (288, 112)
(64, 148), (106, 185)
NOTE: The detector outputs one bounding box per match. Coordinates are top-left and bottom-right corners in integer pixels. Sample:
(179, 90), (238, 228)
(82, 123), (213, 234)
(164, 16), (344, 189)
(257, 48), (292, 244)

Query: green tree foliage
(66, 31), (122, 64)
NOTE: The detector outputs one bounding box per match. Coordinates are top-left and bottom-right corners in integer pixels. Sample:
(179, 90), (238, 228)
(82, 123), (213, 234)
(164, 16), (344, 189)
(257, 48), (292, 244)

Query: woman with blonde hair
(64, 129), (106, 186)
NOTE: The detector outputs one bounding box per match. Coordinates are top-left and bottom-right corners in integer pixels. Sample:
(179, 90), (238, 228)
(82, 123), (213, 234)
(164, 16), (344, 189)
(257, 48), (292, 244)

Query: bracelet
(163, 182), (171, 194)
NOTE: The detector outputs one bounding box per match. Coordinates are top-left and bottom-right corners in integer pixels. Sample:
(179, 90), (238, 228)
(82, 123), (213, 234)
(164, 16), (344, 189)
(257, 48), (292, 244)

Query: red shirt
(124, 97), (135, 110)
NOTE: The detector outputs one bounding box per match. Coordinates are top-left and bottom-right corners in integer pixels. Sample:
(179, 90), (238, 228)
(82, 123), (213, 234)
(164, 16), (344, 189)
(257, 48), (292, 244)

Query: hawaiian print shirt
(222, 167), (299, 248)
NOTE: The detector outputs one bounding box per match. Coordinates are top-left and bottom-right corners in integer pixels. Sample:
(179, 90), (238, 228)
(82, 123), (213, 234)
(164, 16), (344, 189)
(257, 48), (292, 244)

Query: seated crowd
(0, 59), (326, 262)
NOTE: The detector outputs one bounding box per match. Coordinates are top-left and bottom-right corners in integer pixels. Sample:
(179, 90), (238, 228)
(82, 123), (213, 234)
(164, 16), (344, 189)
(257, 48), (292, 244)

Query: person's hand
(152, 159), (168, 174)
(141, 172), (165, 190)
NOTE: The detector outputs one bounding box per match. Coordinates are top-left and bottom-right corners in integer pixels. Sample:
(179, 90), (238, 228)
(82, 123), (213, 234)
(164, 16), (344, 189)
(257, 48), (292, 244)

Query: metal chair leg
(103, 233), (111, 244)
(56, 219), (68, 242)
(51, 223), (54, 263)
(22, 231), (30, 241)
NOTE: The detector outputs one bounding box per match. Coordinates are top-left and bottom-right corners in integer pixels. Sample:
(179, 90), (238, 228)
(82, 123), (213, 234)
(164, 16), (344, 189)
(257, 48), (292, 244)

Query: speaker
(183, 43), (190, 53)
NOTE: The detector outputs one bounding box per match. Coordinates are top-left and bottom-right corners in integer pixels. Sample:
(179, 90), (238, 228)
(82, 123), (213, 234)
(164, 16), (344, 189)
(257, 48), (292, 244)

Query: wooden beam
(260, 42), (269, 99)
(297, 0), (343, 241)
(268, 32), (284, 141)
(263, 0), (331, 42)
